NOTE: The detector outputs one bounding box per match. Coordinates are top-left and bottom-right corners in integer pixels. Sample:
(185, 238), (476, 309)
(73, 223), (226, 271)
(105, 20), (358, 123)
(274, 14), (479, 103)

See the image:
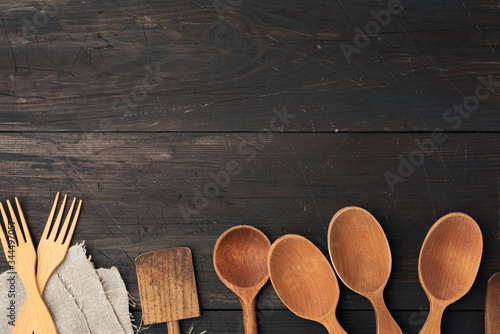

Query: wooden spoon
(213, 225), (271, 334)
(328, 206), (402, 334)
(268, 234), (347, 334)
(418, 212), (483, 334)
(486, 272), (500, 334)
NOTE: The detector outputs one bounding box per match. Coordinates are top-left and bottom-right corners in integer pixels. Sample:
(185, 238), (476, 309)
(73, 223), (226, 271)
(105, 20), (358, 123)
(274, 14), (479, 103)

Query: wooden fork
(11, 193), (82, 334)
(0, 198), (58, 334)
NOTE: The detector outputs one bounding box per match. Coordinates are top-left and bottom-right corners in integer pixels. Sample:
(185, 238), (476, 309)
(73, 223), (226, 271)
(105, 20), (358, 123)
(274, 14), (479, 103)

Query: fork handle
(9, 302), (30, 334)
(29, 296), (58, 334)
(10, 265), (52, 334)
(10, 281), (50, 334)
(19, 272), (58, 334)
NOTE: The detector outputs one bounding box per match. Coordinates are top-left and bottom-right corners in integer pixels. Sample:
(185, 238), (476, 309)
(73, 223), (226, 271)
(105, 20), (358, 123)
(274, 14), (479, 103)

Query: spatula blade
(486, 272), (500, 334)
(136, 247), (200, 325)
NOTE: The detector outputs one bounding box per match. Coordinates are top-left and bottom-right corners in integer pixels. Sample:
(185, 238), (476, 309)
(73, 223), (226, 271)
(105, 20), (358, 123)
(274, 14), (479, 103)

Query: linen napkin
(0, 243), (134, 334)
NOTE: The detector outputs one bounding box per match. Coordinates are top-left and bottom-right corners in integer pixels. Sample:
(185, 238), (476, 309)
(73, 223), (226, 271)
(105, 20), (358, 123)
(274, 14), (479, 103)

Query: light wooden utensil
(418, 212), (482, 334)
(213, 225), (271, 334)
(12, 193), (82, 334)
(328, 206), (402, 334)
(0, 198), (58, 334)
(268, 234), (347, 334)
(486, 272), (500, 334)
(136, 247), (200, 334)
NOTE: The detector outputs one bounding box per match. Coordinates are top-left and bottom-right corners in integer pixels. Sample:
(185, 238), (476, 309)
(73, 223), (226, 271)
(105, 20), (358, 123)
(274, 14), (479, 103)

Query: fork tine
(42, 192), (60, 240)
(0, 203), (16, 249)
(56, 197), (76, 243)
(14, 198), (31, 244)
(0, 203), (11, 257)
(61, 199), (81, 245)
(7, 200), (24, 244)
(49, 194), (67, 242)
(66, 200), (82, 244)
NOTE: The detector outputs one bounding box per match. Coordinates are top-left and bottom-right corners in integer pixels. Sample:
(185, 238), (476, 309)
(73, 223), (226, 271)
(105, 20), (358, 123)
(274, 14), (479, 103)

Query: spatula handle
(241, 298), (258, 334)
(167, 321), (181, 334)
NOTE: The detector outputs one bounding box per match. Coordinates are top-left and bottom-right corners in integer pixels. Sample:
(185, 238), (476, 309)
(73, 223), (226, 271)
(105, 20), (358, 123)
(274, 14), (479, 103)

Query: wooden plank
(0, 1), (498, 131)
(131, 310), (485, 334)
(0, 132), (497, 315)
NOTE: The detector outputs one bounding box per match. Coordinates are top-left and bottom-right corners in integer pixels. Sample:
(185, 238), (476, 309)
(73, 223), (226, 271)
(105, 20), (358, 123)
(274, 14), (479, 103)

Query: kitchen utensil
(268, 234), (347, 334)
(0, 198), (58, 334)
(486, 272), (500, 334)
(418, 212), (482, 334)
(12, 193), (82, 334)
(136, 247), (200, 334)
(328, 206), (401, 333)
(213, 225), (270, 334)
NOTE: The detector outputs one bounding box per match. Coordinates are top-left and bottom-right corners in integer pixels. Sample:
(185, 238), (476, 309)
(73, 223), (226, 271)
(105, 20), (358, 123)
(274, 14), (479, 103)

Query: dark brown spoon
(213, 225), (271, 334)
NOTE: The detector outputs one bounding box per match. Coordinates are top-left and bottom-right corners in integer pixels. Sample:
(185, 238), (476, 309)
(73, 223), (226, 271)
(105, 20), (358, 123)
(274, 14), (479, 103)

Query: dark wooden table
(0, 0), (498, 333)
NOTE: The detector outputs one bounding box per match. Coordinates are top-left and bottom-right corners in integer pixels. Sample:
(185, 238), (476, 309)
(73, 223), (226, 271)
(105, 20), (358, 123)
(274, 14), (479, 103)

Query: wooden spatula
(486, 272), (500, 334)
(136, 247), (200, 334)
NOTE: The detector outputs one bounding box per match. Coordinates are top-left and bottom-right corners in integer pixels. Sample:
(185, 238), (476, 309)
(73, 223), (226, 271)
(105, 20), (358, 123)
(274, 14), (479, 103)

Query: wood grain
(12, 194), (82, 334)
(130, 309), (486, 334)
(0, 0), (498, 332)
(485, 272), (500, 334)
(0, 199), (57, 334)
(268, 234), (346, 334)
(0, 1), (498, 132)
(328, 206), (401, 333)
(213, 225), (270, 334)
(135, 247), (200, 331)
(0, 132), (496, 317)
(418, 213), (483, 334)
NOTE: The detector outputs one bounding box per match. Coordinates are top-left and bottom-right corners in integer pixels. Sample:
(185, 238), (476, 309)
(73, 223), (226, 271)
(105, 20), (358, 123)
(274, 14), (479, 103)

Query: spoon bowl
(213, 225), (271, 334)
(328, 206), (401, 333)
(418, 212), (482, 334)
(268, 234), (347, 334)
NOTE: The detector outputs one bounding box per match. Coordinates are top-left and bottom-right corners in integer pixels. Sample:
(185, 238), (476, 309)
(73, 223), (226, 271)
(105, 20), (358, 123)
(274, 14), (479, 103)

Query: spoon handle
(322, 313), (348, 334)
(418, 300), (446, 334)
(241, 298), (258, 334)
(369, 291), (402, 334)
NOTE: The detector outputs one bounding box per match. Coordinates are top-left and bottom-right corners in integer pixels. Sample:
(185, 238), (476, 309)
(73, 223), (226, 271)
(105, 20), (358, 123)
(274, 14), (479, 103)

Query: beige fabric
(96, 267), (134, 334)
(0, 244), (133, 334)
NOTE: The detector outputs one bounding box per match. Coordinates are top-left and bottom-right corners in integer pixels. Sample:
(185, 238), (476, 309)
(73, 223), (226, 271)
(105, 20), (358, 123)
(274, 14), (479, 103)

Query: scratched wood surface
(0, 0), (498, 333)
(129, 310), (485, 333)
(0, 132), (497, 333)
(0, 0), (499, 132)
